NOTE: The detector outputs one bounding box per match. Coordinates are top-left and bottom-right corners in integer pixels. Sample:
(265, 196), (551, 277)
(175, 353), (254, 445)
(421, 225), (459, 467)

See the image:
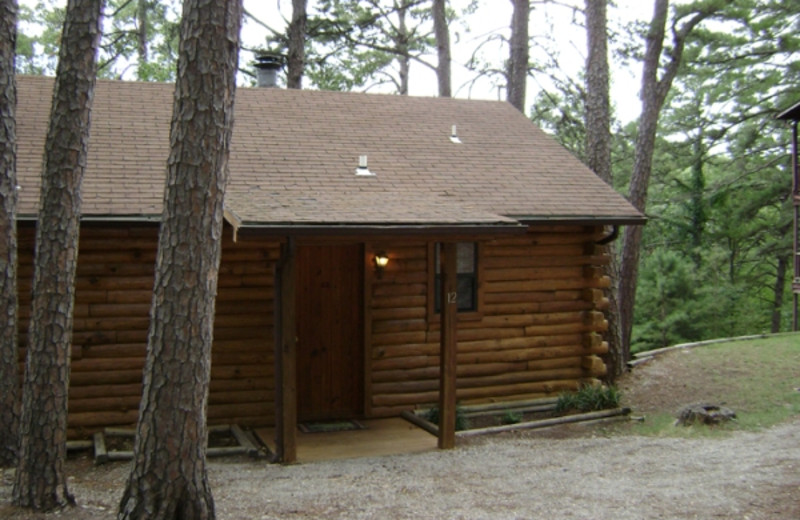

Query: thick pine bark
(432, 0), (451, 97)
(507, 0), (529, 112)
(583, 0), (624, 379)
(117, 1), (242, 518)
(12, 0), (103, 509)
(618, 0), (718, 355)
(287, 0), (306, 89)
(619, 0), (669, 358)
(0, 0), (19, 469)
(584, 0), (610, 185)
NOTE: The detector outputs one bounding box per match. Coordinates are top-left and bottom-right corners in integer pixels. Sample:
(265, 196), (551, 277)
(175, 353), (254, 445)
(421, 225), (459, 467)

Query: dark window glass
(434, 242), (477, 313)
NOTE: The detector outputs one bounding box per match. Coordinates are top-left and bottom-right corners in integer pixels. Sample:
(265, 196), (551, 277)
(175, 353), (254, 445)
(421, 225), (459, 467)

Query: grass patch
(625, 335), (800, 437)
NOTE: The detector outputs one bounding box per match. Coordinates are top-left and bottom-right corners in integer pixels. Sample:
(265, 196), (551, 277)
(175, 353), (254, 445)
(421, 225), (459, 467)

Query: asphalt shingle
(16, 76), (643, 227)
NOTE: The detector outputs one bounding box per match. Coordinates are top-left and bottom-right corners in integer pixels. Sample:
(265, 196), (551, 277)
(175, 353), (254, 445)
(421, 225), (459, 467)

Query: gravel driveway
(3, 418), (798, 519)
(208, 419), (800, 520)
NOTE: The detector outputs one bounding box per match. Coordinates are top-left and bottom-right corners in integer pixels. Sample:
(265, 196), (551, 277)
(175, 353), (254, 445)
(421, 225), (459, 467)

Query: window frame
(427, 241), (484, 323)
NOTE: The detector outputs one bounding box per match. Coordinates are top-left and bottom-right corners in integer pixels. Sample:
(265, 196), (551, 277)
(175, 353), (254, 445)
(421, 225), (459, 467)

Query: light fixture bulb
(374, 253), (389, 268)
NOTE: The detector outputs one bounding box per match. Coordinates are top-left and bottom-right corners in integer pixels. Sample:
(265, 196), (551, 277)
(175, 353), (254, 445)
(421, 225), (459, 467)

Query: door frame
(274, 237), (369, 462)
(294, 241), (365, 421)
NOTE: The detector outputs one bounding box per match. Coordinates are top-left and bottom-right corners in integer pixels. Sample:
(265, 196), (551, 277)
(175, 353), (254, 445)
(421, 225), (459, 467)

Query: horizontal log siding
(15, 223), (610, 433)
(369, 226), (610, 416)
(209, 233), (277, 429)
(16, 224), (277, 437)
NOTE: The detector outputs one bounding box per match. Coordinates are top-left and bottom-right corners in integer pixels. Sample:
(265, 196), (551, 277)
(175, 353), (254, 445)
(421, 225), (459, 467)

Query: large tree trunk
(619, 0), (669, 354)
(12, 0), (104, 509)
(117, 1), (242, 518)
(583, 0), (625, 379)
(584, 0), (610, 185)
(507, 0), (529, 112)
(432, 0), (451, 97)
(618, 0), (718, 354)
(0, 0), (19, 469)
(396, 0), (410, 95)
(137, 0), (149, 65)
(287, 0), (306, 89)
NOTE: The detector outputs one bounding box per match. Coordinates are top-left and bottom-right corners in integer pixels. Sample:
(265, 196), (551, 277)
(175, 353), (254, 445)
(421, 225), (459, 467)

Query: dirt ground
(1, 349), (799, 519)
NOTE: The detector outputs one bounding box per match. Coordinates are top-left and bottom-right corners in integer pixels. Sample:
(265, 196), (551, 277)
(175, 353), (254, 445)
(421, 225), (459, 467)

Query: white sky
(239, 0), (655, 123)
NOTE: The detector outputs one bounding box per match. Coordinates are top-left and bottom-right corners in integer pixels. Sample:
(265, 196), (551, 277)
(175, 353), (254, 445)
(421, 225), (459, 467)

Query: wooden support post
(438, 242), (458, 449)
(275, 237), (297, 463)
(792, 121), (799, 331)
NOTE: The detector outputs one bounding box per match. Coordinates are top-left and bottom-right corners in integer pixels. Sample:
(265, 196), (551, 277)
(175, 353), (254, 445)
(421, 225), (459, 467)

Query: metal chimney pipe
(254, 53), (283, 88)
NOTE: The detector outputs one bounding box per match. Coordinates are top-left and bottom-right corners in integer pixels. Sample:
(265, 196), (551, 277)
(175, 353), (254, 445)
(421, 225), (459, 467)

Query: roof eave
(512, 215), (647, 226)
(776, 101), (800, 121)
(18, 213), (162, 223)
(234, 222), (528, 237)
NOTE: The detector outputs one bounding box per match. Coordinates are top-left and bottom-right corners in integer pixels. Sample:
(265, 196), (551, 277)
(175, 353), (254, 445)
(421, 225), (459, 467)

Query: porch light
(373, 251), (389, 278)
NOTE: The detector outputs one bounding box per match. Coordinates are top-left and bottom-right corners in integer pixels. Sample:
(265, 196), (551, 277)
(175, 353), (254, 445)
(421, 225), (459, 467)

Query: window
(433, 242), (478, 313)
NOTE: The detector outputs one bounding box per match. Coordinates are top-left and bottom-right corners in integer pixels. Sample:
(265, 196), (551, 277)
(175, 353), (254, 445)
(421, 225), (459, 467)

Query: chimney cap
(254, 53), (284, 88)
(254, 53), (284, 71)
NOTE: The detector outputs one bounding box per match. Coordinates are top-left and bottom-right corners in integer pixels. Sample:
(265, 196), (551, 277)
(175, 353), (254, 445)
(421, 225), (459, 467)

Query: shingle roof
(16, 75), (643, 228)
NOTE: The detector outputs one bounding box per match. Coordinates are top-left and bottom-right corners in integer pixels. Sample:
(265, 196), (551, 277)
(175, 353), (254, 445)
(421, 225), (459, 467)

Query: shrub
(556, 384), (621, 413)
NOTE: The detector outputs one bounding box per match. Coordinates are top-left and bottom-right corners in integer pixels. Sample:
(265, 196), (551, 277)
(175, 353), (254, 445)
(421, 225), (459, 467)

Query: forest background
(14, 0), (800, 353)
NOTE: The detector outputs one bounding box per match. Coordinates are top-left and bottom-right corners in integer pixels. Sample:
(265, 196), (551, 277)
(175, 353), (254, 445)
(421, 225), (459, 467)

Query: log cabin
(14, 75), (644, 460)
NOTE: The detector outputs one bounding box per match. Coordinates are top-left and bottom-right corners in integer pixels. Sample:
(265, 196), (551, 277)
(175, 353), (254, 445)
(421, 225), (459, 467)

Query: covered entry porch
(271, 236), (464, 463)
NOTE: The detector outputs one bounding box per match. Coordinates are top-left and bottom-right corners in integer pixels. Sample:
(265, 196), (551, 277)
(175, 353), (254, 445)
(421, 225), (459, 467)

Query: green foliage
(102, 0), (180, 81)
(632, 249), (701, 352)
(530, 87), (586, 159)
(261, 0), (445, 93)
(618, 0), (800, 350)
(501, 411), (523, 425)
(16, 0), (63, 75)
(556, 384), (621, 413)
(16, 0), (180, 80)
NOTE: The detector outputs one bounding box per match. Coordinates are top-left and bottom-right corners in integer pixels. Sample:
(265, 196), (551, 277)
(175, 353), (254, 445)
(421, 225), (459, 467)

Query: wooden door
(296, 244), (364, 421)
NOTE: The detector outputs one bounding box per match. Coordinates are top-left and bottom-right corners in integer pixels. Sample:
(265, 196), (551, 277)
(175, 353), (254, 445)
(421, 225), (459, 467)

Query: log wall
(368, 226), (610, 417)
(16, 223), (276, 438)
(15, 223), (609, 436)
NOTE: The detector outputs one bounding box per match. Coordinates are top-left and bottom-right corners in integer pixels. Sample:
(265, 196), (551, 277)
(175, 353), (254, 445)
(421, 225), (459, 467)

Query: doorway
(295, 244), (364, 421)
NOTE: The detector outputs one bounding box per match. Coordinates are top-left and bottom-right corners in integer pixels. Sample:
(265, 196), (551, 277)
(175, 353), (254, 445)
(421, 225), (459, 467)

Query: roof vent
(355, 155), (375, 176)
(449, 124), (462, 144)
(254, 53), (283, 88)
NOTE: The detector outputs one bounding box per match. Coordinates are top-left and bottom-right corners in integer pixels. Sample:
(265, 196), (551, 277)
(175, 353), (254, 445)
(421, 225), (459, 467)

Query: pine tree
(117, 0), (243, 517)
